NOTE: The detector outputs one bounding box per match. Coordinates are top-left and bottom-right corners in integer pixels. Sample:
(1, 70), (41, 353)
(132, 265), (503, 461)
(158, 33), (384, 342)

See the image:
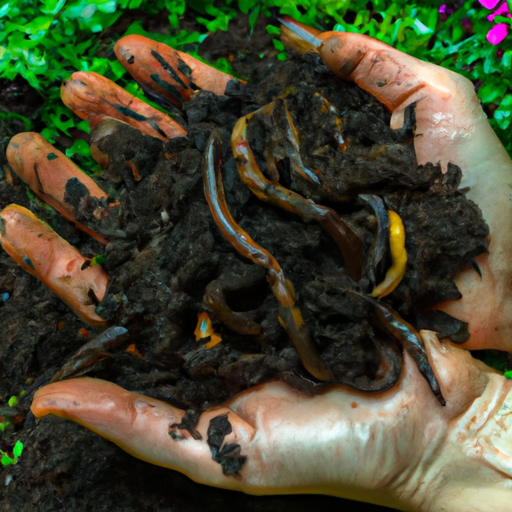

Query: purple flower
(439, 3), (454, 22)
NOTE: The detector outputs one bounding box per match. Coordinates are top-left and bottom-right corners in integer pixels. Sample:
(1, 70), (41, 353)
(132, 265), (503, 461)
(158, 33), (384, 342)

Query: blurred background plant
(1, 0), (510, 163)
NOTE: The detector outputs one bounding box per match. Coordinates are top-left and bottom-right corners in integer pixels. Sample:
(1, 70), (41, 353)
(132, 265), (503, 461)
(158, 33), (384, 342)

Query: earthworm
(352, 291), (444, 404)
(359, 194), (389, 287)
(372, 210), (407, 298)
(204, 271), (263, 336)
(202, 130), (333, 382)
(51, 326), (128, 383)
(231, 101), (364, 281)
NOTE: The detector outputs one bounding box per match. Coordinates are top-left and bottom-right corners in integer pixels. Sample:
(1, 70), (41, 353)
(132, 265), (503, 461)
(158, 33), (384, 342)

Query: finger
(30, 348), (445, 508)
(0, 204), (108, 326)
(6, 132), (108, 244)
(279, 18), (485, 169)
(31, 377), (255, 490)
(280, 19), (454, 114)
(114, 35), (241, 108)
(61, 71), (187, 140)
(279, 16), (323, 55)
(420, 330), (493, 417)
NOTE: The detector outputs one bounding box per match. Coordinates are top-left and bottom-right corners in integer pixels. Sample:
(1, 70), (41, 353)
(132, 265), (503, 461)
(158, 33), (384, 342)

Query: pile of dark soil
(0, 12), (488, 512)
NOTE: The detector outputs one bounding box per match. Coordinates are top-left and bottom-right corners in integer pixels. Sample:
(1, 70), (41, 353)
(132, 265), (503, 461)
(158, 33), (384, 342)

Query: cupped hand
(281, 17), (512, 352)
(25, 17), (512, 512)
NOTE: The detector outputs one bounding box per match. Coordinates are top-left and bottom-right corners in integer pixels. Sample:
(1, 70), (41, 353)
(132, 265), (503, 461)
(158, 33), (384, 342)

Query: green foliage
(0, 112), (34, 131)
(0, 0), (208, 168)
(477, 349), (512, 374)
(91, 254), (106, 266)
(0, 440), (23, 466)
(1, 0), (512, 159)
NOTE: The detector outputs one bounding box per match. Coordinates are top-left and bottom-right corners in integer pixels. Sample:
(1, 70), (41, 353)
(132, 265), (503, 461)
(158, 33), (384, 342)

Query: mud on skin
(0, 14), (489, 512)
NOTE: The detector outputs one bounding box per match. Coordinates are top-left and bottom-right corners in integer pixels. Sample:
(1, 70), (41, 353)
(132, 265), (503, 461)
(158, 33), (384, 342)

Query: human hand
(280, 17), (512, 352)
(24, 17), (512, 512)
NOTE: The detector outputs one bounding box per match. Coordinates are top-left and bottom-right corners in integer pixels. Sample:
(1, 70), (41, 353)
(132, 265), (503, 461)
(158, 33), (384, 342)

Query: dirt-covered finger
(61, 71), (187, 140)
(0, 204), (108, 326)
(114, 35), (241, 108)
(6, 132), (109, 244)
(279, 17), (457, 113)
(31, 377), (256, 489)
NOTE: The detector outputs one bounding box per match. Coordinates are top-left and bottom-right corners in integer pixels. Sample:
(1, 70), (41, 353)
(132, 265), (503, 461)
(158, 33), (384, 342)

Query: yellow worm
(372, 210), (407, 299)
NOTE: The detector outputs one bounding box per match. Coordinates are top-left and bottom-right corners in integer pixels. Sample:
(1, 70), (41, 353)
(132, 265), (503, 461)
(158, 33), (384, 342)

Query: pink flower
(487, 1), (510, 21)
(487, 22), (509, 44)
(479, 0), (501, 8)
(478, 0), (511, 44)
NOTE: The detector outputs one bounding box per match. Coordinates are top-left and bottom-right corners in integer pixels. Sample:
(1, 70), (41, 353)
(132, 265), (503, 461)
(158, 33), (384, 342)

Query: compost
(0, 12), (489, 512)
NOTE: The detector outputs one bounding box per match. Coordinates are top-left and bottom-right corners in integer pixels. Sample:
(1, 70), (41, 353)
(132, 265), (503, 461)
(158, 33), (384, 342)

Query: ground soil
(0, 11), (491, 512)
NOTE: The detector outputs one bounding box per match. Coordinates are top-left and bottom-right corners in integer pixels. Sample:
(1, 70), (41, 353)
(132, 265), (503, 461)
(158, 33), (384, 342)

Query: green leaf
(65, 139), (91, 159)
(25, 186), (34, 201)
(47, 107), (75, 135)
(273, 38), (285, 51)
(0, 112), (33, 131)
(7, 396), (17, 407)
(494, 94), (512, 130)
(0, 453), (14, 466)
(503, 51), (512, 69)
(40, 127), (57, 144)
(108, 59), (126, 78)
(76, 120), (90, 133)
(41, 0), (67, 15)
(494, 15), (512, 28)
(212, 57), (235, 75)
(0, 3), (13, 18)
(247, 3), (260, 36)
(266, 24), (281, 35)
(91, 254), (106, 266)
(413, 19), (433, 36)
(479, 81), (507, 103)
(24, 14), (53, 33)
(237, 0), (257, 14)
(0, 440), (23, 466)
(13, 440), (23, 458)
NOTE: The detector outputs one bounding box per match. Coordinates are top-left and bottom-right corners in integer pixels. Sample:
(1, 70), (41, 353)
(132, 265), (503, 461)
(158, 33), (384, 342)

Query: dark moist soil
(0, 12), (489, 512)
